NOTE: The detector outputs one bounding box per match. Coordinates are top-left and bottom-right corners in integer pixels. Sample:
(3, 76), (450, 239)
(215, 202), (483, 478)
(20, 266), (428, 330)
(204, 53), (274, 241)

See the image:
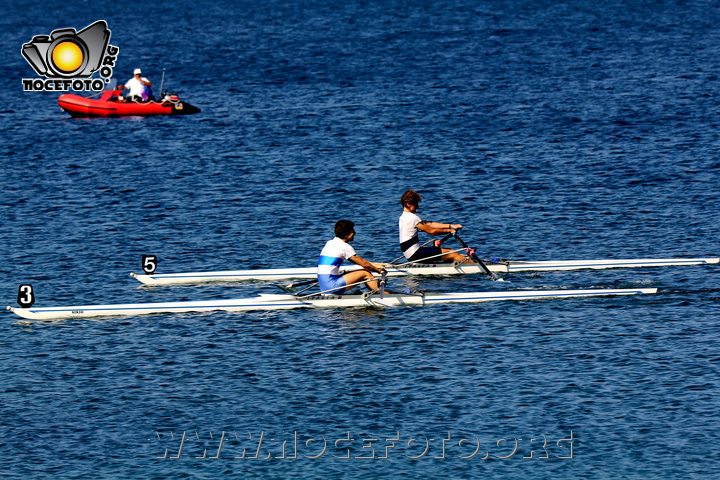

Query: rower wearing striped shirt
(399, 189), (471, 264)
(318, 220), (386, 295)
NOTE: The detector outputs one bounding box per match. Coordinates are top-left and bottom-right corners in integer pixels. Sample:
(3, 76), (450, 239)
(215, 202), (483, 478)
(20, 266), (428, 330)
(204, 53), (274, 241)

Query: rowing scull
(7, 287), (657, 321)
(129, 257), (719, 286)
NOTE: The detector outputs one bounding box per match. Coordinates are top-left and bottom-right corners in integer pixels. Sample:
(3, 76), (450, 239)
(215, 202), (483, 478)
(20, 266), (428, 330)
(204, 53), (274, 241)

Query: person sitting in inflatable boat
(117, 68), (154, 102)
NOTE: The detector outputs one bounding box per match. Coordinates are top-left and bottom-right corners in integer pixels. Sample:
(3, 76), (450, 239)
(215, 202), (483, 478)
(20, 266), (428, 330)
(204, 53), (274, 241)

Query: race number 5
(142, 255), (158, 275)
(18, 284), (35, 308)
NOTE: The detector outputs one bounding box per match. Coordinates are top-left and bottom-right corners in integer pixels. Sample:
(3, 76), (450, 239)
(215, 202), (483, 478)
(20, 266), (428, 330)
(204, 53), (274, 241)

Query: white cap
(134, 68), (142, 75)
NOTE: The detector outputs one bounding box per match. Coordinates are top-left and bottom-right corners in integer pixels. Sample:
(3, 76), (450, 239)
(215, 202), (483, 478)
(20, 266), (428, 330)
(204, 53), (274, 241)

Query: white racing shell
(8, 287), (658, 321)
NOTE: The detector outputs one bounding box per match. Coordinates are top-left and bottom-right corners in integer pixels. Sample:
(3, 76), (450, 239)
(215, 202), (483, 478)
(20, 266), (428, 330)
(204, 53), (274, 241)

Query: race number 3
(142, 255), (158, 274)
(17, 284), (35, 308)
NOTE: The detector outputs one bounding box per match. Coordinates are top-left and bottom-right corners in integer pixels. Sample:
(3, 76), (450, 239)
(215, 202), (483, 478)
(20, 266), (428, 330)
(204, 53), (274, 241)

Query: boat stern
(171, 102), (201, 115)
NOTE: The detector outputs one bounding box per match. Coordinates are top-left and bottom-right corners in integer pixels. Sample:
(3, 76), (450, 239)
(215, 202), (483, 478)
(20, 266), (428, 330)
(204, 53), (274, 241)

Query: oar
(434, 231), (456, 248)
(276, 278), (318, 293)
(386, 237), (436, 265)
(453, 232), (503, 282)
(277, 262), (378, 293)
(296, 276), (381, 298)
(386, 231), (457, 265)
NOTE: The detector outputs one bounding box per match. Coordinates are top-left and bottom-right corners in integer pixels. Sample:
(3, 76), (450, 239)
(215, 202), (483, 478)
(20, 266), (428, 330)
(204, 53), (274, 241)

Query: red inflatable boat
(58, 90), (201, 117)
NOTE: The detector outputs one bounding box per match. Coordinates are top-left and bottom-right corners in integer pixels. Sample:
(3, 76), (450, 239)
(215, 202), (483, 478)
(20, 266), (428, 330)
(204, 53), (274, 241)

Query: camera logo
(21, 20), (120, 92)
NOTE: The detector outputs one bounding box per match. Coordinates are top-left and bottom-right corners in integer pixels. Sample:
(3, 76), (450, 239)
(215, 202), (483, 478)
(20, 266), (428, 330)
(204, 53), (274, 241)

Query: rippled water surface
(1, 1), (719, 478)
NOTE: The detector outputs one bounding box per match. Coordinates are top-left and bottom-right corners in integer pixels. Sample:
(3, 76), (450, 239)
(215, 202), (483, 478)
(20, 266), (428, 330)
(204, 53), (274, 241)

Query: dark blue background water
(1, 0), (719, 478)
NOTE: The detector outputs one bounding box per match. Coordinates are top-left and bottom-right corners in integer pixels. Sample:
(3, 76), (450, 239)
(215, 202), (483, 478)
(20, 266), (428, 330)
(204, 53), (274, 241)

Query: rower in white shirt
(398, 189), (471, 264)
(318, 220), (386, 294)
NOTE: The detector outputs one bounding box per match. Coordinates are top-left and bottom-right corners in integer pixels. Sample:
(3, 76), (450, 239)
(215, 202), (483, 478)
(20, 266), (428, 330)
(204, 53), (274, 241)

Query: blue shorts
(318, 274), (347, 295)
(408, 246), (443, 263)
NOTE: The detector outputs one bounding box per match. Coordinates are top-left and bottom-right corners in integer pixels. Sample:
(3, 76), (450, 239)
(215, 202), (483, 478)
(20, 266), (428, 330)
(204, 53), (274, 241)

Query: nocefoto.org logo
(21, 20), (119, 92)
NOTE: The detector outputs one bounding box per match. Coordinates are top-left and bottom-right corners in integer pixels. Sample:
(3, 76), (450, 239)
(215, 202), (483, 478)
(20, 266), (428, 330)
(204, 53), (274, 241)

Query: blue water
(1, 0), (719, 478)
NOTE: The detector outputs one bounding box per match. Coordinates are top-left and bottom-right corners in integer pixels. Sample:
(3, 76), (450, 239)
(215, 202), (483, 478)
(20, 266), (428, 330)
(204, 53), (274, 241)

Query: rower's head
(335, 219), (356, 241)
(401, 189), (421, 211)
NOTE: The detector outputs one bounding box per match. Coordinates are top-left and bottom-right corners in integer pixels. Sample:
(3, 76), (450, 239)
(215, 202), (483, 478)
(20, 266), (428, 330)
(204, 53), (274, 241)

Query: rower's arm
(348, 255), (385, 274)
(417, 221), (462, 236)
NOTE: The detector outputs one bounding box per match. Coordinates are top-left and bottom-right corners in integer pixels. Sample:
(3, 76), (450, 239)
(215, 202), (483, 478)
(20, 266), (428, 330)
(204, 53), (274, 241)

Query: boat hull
(58, 93), (200, 117)
(7, 288), (658, 321)
(129, 257), (719, 286)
